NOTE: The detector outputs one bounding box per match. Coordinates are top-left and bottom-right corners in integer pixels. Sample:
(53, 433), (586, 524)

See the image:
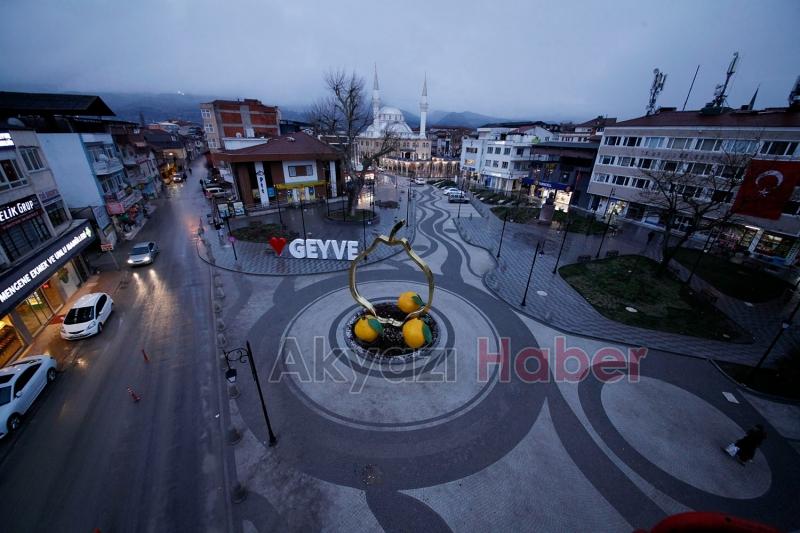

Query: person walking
(726, 425), (766, 465)
(646, 230), (655, 245)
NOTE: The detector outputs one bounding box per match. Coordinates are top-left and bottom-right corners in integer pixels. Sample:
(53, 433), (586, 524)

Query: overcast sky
(1, 0), (799, 121)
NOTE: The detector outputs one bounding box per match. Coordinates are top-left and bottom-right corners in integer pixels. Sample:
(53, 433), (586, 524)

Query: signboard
(732, 159), (800, 220)
(288, 239), (359, 260)
(0, 133), (13, 147)
(0, 222), (95, 316)
(91, 205), (112, 232)
(233, 202), (245, 216)
(267, 187), (276, 198)
(0, 195), (41, 230)
(275, 180), (325, 190)
(217, 203), (230, 219)
(101, 243), (114, 252)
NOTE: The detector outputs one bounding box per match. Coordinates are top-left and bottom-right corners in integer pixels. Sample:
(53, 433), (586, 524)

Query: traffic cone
(141, 349), (150, 362)
(127, 387), (142, 402)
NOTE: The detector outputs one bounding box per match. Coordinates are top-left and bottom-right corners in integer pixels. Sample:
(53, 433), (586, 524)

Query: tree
(308, 69), (399, 214)
(637, 142), (759, 273)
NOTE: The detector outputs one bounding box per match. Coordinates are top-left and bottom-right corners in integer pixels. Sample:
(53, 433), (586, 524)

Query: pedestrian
(647, 230), (655, 244)
(188, 167), (193, 175)
(725, 424), (766, 465)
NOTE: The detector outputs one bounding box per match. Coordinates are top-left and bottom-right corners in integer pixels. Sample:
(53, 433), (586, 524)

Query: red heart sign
(269, 237), (287, 256)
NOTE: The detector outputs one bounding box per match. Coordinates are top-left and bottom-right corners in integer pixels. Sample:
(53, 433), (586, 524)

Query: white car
(0, 355), (57, 438)
(127, 241), (159, 266)
(60, 292), (114, 340)
(414, 178), (425, 185)
(443, 187), (460, 196)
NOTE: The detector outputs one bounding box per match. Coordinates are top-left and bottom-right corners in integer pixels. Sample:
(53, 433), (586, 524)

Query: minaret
(372, 63), (381, 122)
(419, 73), (428, 139)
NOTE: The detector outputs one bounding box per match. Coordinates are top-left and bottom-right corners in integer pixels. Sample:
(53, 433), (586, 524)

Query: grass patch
(559, 255), (749, 341)
(491, 206), (540, 223)
(434, 179), (457, 188)
(231, 223), (298, 242)
(671, 248), (791, 303)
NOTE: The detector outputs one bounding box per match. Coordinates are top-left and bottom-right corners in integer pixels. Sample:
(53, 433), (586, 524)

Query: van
(448, 191), (468, 203)
(204, 186), (224, 197)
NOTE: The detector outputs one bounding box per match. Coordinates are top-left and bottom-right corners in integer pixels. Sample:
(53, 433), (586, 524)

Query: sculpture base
(345, 302), (440, 360)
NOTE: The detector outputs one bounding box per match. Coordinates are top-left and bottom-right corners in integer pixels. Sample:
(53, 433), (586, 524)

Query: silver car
(127, 241), (159, 266)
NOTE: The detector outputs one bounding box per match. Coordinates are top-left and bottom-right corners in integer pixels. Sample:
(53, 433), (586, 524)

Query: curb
(708, 359), (800, 405)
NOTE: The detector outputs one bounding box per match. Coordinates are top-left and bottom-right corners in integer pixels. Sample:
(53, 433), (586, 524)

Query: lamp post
(276, 190), (284, 228)
(406, 186), (410, 222)
(687, 227), (720, 285)
(362, 208), (368, 260)
(223, 342), (277, 446)
(521, 241), (541, 307)
(225, 216), (238, 261)
(748, 297), (800, 384)
(595, 188), (616, 259)
(496, 211), (509, 259)
(553, 218), (571, 273)
(299, 192), (307, 242)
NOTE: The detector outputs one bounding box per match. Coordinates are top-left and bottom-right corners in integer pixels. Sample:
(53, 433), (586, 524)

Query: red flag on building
(732, 159), (800, 220)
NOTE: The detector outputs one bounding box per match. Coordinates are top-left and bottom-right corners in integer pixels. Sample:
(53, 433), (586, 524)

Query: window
(722, 139), (758, 154)
(612, 175), (629, 186)
(668, 137), (692, 150)
(501, 161), (508, 168)
(662, 160), (678, 172)
(201, 108), (211, 119)
(492, 161), (499, 167)
(288, 165), (313, 177)
(96, 295), (108, 314)
(516, 147), (524, 156)
(603, 136), (620, 146)
(760, 141), (799, 156)
(592, 173), (610, 183)
(637, 158), (654, 169)
(618, 156), (635, 167)
(0, 213), (51, 261)
(644, 137), (664, 148)
(0, 159), (26, 190)
(208, 139), (218, 149)
(782, 201), (800, 215)
(45, 201), (68, 227)
(624, 137), (641, 147)
(687, 162), (711, 175)
(631, 178), (650, 189)
(20, 148), (45, 171)
(694, 138), (722, 152)
(712, 190), (734, 203)
(600, 155), (615, 165)
(503, 147), (510, 155)
(13, 365), (41, 395)
(204, 123), (214, 133)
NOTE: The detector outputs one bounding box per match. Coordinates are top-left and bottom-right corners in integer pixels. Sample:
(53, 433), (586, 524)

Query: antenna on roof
(682, 64), (700, 111)
(646, 68), (667, 115)
(709, 52), (739, 108)
(789, 75), (800, 108)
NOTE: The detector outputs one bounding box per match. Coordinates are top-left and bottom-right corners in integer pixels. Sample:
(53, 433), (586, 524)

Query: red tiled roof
(611, 108), (800, 129)
(216, 132), (340, 162)
(575, 117), (617, 128)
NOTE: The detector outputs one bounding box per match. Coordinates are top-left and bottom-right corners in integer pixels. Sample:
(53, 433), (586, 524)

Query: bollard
(228, 383), (240, 399)
(213, 302), (223, 315)
(127, 387), (142, 402)
(216, 319), (226, 332)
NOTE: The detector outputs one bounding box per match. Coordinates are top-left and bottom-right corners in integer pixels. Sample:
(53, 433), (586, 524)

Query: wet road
(0, 170), (229, 532)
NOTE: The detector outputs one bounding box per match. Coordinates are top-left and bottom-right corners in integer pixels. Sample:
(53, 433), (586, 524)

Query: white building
(558, 116), (617, 143)
(587, 105), (800, 266)
(460, 125), (555, 192)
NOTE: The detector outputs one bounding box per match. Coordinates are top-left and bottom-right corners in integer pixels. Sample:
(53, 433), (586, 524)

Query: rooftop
(0, 91), (115, 117)
(611, 107), (800, 129)
(216, 132), (340, 162)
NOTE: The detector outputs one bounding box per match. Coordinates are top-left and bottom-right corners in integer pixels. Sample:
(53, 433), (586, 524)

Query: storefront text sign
(0, 195), (40, 229)
(288, 239), (359, 260)
(0, 223), (95, 315)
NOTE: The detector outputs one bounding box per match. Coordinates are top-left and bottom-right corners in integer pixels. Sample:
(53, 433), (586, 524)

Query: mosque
(355, 67), (459, 179)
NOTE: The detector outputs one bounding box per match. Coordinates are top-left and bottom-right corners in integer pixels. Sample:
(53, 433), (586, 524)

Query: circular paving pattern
(279, 280), (502, 430)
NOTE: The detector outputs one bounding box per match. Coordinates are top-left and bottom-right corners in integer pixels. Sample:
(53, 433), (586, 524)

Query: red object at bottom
(642, 511), (781, 533)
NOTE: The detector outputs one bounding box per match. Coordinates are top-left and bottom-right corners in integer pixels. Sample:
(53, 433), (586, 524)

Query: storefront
(0, 222), (95, 365)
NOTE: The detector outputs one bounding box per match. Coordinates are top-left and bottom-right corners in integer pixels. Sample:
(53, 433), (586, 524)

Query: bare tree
(308, 69), (399, 214)
(638, 143), (759, 273)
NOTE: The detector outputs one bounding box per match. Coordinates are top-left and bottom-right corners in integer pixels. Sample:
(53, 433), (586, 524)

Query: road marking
(722, 391), (739, 404)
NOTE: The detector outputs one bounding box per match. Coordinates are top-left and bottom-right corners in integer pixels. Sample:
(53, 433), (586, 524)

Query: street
(0, 165), (229, 532)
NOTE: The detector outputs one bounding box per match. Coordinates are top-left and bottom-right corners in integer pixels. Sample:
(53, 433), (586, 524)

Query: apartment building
(559, 116), (616, 143)
(200, 99), (281, 152)
(587, 106), (800, 266)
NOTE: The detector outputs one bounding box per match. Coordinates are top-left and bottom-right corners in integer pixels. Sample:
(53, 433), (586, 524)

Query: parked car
(414, 178), (425, 185)
(60, 292), (114, 340)
(0, 355), (58, 438)
(448, 191), (469, 203)
(172, 173), (184, 183)
(127, 241), (159, 266)
(442, 187), (460, 196)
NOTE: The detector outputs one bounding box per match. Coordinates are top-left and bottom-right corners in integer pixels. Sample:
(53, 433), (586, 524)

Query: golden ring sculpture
(349, 219), (434, 327)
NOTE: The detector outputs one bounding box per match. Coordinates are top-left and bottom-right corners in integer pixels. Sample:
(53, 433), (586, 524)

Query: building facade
(201, 99), (281, 152)
(460, 125), (556, 192)
(528, 141), (600, 212)
(558, 116), (616, 143)
(587, 106), (800, 266)
(0, 128), (94, 365)
(215, 132), (343, 209)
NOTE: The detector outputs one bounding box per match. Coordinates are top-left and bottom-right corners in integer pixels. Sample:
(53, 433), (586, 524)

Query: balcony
(93, 157), (123, 175)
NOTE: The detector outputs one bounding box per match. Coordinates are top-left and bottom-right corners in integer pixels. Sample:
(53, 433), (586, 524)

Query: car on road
(60, 292), (114, 340)
(127, 241), (159, 266)
(442, 187), (460, 196)
(0, 355), (57, 438)
(448, 191), (469, 203)
(414, 178), (425, 185)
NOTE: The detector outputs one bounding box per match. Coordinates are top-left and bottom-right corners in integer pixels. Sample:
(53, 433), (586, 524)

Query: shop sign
(217, 203), (230, 219)
(0, 222), (95, 315)
(106, 201), (125, 215)
(0, 133), (13, 147)
(275, 180), (325, 190)
(287, 239), (359, 260)
(233, 202), (245, 216)
(0, 195), (41, 229)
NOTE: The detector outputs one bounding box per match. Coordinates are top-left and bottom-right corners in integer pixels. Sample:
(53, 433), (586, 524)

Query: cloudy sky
(1, 0), (798, 121)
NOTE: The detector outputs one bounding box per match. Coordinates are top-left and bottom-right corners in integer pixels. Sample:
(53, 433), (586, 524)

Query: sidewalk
(456, 196), (800, 367)
(196, 180), (418, 275)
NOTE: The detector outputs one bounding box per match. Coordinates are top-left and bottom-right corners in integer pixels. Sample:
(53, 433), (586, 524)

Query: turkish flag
(732, 159), (800, 220)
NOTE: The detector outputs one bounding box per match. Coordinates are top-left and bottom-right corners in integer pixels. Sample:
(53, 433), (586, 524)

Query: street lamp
(496, 211), (509, 259)
(223, 342), (278, 446)
(595, 188), (616, 259)
(748, 297), (800, 384)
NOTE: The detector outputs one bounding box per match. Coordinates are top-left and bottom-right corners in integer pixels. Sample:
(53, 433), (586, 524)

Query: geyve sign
(287, 238), (360, 260)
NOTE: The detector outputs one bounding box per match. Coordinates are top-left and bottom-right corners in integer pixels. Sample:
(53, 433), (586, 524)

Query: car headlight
(143, 255), (151, 261)
(127, 258), (134, 264)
